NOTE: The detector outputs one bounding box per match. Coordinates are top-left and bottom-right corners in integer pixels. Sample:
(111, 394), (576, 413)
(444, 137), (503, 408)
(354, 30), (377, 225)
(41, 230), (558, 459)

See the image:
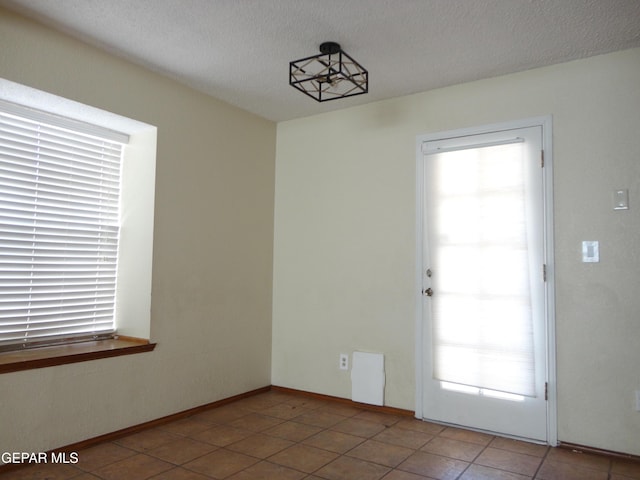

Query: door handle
(423, 288), (433, 297)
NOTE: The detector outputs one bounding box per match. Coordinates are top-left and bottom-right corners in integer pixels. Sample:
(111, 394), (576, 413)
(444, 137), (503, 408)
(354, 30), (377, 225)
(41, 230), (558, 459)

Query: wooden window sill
(0, 337), (156, 374)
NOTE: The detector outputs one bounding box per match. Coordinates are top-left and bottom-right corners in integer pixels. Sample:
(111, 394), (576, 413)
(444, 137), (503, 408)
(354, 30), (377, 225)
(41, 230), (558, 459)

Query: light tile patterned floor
(2, 390), (639, 479)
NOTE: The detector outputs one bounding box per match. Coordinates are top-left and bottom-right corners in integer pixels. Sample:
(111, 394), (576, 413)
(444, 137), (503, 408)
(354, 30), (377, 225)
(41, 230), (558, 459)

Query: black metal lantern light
(289, 42), (368, 102)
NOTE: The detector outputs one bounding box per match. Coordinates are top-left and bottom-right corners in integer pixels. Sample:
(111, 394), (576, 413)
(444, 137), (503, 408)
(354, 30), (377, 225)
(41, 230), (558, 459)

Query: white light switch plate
(614, 189), (629, 210)
(582, 241), (599, 263)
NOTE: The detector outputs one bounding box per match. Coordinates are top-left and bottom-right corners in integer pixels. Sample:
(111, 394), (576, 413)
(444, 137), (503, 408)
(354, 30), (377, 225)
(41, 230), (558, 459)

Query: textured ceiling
(2, 0), (640, 121)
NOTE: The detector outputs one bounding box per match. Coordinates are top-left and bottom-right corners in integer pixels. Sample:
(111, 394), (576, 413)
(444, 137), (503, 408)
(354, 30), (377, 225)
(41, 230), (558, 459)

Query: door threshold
(420, 417), (548, 446)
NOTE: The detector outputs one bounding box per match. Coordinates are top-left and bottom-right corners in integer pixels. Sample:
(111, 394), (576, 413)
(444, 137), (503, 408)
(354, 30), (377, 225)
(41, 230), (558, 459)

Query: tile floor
(2, 390), (639, 480)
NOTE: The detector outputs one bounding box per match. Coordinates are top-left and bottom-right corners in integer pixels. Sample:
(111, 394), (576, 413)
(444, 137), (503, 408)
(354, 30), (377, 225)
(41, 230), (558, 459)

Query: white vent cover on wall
(351, 351), (385, 406)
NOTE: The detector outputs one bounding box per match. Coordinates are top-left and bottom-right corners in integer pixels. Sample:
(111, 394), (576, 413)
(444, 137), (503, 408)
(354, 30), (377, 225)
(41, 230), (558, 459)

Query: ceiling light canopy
(289, 42), (368, 102)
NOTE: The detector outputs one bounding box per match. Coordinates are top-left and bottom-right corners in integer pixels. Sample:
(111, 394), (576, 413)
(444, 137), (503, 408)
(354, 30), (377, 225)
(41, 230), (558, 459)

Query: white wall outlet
(635, 390), (640, 412)
(339, 353), (349, 370)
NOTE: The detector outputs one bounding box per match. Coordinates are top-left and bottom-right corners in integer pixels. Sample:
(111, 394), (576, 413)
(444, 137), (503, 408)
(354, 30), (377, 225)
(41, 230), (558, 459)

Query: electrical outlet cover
(339, 354), (349, 370)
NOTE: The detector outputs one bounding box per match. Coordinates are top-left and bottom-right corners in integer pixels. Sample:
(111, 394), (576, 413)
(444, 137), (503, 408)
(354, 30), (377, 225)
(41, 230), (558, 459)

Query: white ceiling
(2, 0), (640, 122)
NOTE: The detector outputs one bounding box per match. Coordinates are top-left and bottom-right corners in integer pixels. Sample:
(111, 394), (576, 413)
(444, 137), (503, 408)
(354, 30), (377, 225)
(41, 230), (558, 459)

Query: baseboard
(271, 388), (639, 463)
(0, 384), (412, 473)
(61, 385), (272, 450)
(0, 385), (270, 473)
(3, 385), (638, 474)
(558, 441), (640, 463)
(270, 385), (415, 417)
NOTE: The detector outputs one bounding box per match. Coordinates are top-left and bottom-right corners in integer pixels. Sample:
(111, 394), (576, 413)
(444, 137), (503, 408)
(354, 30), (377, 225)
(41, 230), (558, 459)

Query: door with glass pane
(420, 125), (548, 441)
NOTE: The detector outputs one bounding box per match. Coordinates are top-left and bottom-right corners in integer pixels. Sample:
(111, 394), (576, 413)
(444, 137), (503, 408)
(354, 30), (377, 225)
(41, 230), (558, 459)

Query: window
(0, 79), (156, 355)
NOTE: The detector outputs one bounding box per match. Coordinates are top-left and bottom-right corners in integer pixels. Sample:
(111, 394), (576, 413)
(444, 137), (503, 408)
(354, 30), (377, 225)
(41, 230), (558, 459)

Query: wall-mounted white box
(351, 352), (385, 406)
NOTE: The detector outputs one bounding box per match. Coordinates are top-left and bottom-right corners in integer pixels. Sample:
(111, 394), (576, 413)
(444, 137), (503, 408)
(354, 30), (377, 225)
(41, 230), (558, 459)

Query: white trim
(422, 136), (524, 155)
(417, 116), (552, 143)
(414, 116), (557, 445)
(541, 116), (558, 446)
(414, 137), (425, 420)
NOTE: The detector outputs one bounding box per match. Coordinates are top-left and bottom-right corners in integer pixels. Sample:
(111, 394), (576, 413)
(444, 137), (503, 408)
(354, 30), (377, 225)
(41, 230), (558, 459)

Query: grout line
(259, 397), (414, 476)
(448, 433), (494, 480)
(532, 445), (552, 479)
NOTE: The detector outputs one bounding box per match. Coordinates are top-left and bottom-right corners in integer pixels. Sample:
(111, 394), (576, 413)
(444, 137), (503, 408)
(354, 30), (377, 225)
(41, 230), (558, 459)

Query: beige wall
(2, 4), (640, 459)
(273, 48), (640, 455)
(0, 8), (276, 454)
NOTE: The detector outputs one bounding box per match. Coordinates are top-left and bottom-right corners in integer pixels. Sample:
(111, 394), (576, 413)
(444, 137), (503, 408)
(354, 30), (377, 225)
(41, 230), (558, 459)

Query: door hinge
(541, 150), (545, 168)
(545, 382), (548, 401)
(543, 264), (547, 282)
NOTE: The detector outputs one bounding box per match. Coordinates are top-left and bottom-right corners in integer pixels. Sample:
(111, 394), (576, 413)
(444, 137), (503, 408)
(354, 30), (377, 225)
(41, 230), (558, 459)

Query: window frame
(0, 78), (157, 370)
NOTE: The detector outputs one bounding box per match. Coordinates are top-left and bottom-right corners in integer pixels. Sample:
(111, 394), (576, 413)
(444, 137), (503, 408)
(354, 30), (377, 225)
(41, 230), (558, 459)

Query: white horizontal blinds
(426, 140), (536, 397)
(0, 105), (126, 350)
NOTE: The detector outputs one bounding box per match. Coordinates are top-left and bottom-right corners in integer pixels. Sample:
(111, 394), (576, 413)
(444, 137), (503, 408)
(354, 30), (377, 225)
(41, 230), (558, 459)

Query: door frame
(414, 116), (557, 445)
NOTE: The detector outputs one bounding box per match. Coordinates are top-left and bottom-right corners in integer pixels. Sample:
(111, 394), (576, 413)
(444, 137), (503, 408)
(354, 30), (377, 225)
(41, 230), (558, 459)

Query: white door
(419, 123), (551, 442)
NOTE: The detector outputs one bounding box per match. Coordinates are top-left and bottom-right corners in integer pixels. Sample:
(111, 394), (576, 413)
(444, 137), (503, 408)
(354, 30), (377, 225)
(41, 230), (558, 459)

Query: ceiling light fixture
(289, 42), (368, 102)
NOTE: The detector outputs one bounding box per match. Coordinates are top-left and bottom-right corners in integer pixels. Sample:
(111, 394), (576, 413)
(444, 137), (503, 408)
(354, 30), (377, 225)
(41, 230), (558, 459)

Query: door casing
(414, 116), (557, 445)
